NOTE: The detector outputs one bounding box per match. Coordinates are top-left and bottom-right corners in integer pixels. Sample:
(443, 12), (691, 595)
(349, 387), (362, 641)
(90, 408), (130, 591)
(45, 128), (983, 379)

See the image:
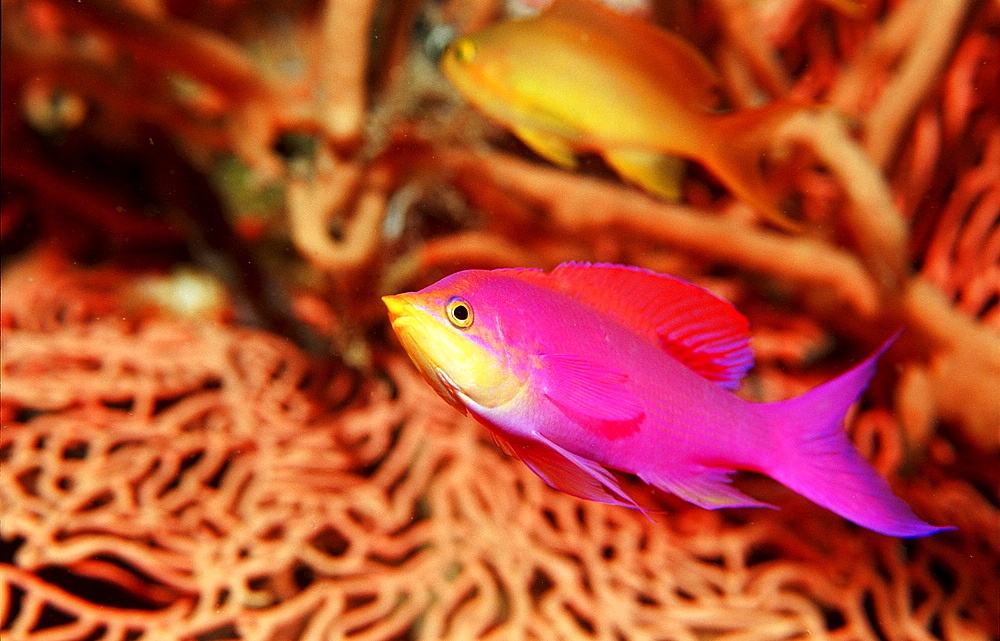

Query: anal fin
(639, 466), (775, 510)
(512, 125), (578, 169)
(603, 149), (685, 201)
(492, 428), (645, 513)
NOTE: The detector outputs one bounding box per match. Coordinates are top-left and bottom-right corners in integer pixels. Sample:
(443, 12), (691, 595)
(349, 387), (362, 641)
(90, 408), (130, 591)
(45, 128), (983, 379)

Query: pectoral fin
(639, 466), (775, 510)
(512, 125), (578, 169)
(603, 149), (686, 201)
(539, 353), (645, 439)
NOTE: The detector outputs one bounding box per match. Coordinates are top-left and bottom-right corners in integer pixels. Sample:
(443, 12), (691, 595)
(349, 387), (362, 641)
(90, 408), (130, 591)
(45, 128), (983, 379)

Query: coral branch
(711, 0), (793, 100)
(862, 0), (970, 167)
(318, 0), (380, 145)
(775, 109), (908, 293)
(286, 163), (388, 275)
(0, 565), (192, 634)
(903, 279), (1000, 451)
(829, 0), (930, 113)
(54, 0), (273, 104)
(443, 149), (882, 315)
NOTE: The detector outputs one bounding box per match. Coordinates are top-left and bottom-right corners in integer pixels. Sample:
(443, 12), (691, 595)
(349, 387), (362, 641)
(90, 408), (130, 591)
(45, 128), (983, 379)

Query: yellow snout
(381, 294), (522, 410)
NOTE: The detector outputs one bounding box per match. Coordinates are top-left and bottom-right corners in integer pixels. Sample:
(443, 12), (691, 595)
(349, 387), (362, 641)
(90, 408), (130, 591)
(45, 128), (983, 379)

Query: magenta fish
(383, 263), (951, 537)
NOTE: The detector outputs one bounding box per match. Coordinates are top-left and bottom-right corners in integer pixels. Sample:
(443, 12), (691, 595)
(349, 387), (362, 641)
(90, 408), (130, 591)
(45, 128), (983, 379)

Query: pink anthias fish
(383, 263), (952, 537)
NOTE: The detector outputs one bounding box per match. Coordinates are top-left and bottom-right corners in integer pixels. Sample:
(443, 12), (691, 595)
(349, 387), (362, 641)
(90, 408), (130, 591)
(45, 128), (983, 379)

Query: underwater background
(1, 0), (997, 639)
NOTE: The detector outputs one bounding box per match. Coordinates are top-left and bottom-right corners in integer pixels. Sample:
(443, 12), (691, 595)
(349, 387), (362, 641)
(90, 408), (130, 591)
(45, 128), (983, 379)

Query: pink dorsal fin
(505, 263), (754, 389)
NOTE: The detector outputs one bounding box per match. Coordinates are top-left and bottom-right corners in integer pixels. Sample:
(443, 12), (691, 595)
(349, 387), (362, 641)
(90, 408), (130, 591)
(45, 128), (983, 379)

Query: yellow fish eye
(445, 296), (474, 328)
(451, 38), (476, 64)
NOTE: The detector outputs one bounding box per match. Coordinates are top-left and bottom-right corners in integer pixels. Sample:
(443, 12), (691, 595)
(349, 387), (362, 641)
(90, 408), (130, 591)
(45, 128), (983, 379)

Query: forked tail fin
(765, 334), (954, 537)
(703, 102), (804, 231)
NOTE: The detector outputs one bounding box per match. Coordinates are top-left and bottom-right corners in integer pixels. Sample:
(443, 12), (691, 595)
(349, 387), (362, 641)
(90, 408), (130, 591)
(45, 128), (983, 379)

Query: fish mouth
(382, 294), (428, 348)
(381, 294), (467, 412)
(382, 294), (413, 325)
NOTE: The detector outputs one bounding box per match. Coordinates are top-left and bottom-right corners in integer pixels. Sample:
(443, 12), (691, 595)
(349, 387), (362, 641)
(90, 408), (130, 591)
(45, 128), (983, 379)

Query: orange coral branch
(830, 0), (930, 113)
(902, 279), (1000, 451)
(0, 565), (193, 635)
(922, 130), (1000, 308)
(711, 0), (793, 100)
(442, 149), (882, 315)
(54, 0), (274, 105)
(862, 0), (970, 167)
(829, 0), (970, 167)
(318, 0), (380, 145)
(286, 163), (388, 274)
(775, 109), (908, 292)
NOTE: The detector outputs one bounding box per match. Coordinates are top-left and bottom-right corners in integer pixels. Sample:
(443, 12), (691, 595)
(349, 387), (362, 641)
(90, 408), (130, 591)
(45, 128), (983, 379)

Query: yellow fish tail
(702, 102), (805, 231)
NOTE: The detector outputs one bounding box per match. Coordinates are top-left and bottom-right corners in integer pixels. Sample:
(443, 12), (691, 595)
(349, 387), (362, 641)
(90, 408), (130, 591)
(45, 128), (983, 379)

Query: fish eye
(451, 38), (476, 64)
(445, 296), (474, 328)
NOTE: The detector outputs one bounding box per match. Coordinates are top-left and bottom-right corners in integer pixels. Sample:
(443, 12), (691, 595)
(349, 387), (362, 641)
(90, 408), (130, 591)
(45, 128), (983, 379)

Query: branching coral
(2, 0), (999, 639)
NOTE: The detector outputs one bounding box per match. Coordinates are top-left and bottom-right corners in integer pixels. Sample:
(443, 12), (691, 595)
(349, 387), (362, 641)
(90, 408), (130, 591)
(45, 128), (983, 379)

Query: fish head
(440, 32), (509, 111)
(382, 271), (529, 413)
(440, 25), (551, 127)
(439, 18), (631, 147)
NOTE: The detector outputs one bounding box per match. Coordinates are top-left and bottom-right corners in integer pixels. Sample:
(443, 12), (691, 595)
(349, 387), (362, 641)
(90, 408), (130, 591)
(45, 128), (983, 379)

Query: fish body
(384, 263), (952, 537)
(441, 0), (801, 226)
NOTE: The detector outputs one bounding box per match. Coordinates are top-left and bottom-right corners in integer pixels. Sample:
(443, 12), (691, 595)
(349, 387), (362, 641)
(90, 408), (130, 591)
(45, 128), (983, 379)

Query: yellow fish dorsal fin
(602, 149), (685, 201)
(512, 125), (579, 169)
(541, 0), (723, 112)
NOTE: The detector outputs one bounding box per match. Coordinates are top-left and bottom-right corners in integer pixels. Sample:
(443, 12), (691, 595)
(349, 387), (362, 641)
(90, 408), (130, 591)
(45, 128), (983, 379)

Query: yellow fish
(441, 0), (803, 228)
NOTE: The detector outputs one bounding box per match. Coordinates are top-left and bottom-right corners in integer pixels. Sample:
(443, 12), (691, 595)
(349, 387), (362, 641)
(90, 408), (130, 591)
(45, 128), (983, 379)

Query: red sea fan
(1, 257), (998, 641)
